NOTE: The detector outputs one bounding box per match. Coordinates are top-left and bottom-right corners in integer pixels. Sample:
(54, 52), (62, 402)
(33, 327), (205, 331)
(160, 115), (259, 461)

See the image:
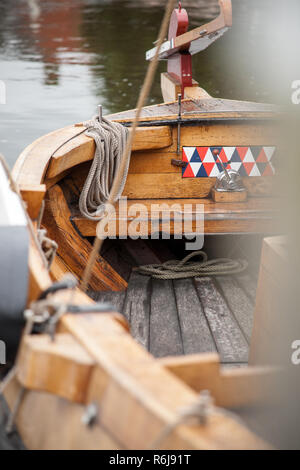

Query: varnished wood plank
(123, 272), (151, 350)
(194, 277), (249, 363)
(249, 237), (287, 366)
(50, 253), (80, 284)
(46, 126), (173, 180)
(160, 73), (206, 102)
(123, 173), (214, 199)
(216, 276), (255, 343)
(4, 378), (120, 450)
(211, 188), (248, 203)
(12, 124), (172, 186)
(17, 333), (95, 404)
(61, 313), (269, 449)
(19, 184), (46, 220)
(150, 279), (183, 357)
(131, 122), (278, 155)
(107, 98), (278, 123)
(173, 279), (216, 355)
(44, 184), (127, 291)
(28, 235), (51, 302)
(159, 353), (276, 409)
(71, 197), (280, 238)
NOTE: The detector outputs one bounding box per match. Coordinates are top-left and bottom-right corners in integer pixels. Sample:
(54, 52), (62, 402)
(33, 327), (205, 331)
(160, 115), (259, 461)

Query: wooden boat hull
(0, 97), (283, 450)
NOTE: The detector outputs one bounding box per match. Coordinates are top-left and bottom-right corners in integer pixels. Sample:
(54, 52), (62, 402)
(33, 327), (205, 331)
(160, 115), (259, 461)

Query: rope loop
(135, 251), (248, 280)
(79, 116), (129, 220)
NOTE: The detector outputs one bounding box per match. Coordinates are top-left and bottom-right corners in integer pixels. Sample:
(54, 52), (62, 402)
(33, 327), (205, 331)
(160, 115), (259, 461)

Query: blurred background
(0, 0), (294, 167)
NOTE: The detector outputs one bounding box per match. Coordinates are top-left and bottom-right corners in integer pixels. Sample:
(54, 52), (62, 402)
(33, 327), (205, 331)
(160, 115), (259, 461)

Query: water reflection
(0, 0), (293, 165)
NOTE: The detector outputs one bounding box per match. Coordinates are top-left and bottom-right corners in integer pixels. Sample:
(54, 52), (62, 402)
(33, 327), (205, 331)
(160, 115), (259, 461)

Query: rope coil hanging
(134, 251), (248, 280)
(79, 116), (129, 220)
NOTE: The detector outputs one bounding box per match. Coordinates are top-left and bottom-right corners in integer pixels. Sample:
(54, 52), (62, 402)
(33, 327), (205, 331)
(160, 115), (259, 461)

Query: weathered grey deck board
(194, 277), (249, 363)
(88, 290), (126, 314)
(173, 279), (216, 355)
(123, 272), (151, 350)
(150, 279), (183, 357)
(235, 273), (258, 304)
(216, 276), (254, 343)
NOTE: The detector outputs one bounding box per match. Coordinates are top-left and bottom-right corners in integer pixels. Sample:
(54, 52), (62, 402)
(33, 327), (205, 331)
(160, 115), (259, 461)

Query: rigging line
(80, 0), (177, 293)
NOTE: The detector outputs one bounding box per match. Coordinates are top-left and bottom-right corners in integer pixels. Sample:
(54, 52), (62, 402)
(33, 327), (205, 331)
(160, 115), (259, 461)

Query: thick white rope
(79, 116), (129, 220)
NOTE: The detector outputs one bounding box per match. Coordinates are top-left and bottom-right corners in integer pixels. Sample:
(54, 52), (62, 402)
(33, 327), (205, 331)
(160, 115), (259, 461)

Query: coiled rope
(79, 116), (129, 220)
(135, 251), (248, 280)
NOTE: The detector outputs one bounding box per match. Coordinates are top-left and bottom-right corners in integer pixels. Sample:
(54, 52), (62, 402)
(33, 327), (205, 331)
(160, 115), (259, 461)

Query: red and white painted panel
(182, 146), (276, 178)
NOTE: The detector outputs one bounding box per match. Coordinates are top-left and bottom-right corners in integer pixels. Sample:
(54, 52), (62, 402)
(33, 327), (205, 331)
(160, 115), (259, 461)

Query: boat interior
(0, 0), (286, 450)
(90, 234), (263, 365)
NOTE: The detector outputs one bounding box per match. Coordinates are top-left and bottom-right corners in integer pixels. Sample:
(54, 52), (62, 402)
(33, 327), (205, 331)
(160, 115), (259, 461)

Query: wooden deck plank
(123, 272), (151, 350)
(89, 290), (126, 315)
(216, 276), (255, 344)
(173, 279), (217, 355)
(235, 273), (258, 304)
(118, 239), (162, 267)
(150, 279), (183, 358)
(194, 277), (249, 363)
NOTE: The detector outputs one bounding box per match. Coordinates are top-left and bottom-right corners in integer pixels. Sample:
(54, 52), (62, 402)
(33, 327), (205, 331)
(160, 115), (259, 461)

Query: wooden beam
(249, 237), (287, 366)
(43, 184), (127, 291)
(4, 377), (120, 450)
(28, 236), (51, 303)
(106, 98), (278, 124)
(160, 73), (209, 102)
(12, 124), (172, 186)
(46, 126), (173, 180)
(159, 354), (277, 409)
(17, 333), (95, 404)
(19, 184), (46, 220)
(60, 312), (269, 449)
(70, 197), (280, 237)
(5, 285), (269, 449)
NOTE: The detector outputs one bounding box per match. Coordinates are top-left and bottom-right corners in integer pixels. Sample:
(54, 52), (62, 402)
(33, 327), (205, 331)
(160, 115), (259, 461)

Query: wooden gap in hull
(43, 182), (127, 292)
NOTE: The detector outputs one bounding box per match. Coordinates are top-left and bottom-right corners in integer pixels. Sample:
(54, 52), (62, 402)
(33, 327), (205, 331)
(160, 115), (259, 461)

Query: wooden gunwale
(12, 124), (173, 186)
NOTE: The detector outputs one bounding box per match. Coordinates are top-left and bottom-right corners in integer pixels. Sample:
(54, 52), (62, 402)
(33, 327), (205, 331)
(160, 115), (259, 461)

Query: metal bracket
(212, 149), (245, 192)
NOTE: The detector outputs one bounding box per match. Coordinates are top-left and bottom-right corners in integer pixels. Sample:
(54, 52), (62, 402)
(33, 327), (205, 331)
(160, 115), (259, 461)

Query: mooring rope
(79, 116), (129, 220)
(134, 251), (248, 280)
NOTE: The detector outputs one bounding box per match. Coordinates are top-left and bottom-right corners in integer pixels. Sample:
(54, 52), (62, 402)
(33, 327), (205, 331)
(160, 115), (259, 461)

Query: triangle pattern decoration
(182, 146), (277, 178)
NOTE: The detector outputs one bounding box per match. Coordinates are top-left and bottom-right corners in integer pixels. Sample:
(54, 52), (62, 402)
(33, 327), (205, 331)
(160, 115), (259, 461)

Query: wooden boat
(0, 0), (282, 450)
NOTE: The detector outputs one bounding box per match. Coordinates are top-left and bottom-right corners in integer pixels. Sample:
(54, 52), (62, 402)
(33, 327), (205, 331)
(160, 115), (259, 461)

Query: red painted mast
(146, 0), (232, 100)
(167, 2), (192, 97)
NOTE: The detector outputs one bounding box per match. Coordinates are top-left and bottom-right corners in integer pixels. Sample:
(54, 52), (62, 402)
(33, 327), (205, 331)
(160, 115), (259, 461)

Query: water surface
(0, 0), (296, 166)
